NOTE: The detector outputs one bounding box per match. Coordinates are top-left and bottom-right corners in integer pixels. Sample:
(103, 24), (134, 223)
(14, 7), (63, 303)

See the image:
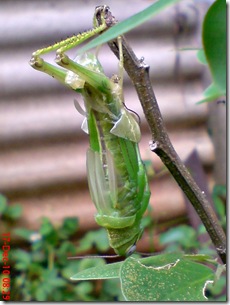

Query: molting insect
(30, 5), (150, 256)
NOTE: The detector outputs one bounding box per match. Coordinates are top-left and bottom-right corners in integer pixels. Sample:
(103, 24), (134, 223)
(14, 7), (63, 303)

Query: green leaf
(61, 260), (81, 279)
(208, 273), (226, 297)
(14, 228), (37, 241)
(28, 262), (44, 275)
(197, 224), (207, 235)
(103, 278), (125, 301)
(13, 250), (32, 271)
(196, 49), (207, 65)
(76, 229), (110, 253)
(74, 282), (94, 301)
(39, 217), (54, 236)
(78, 0), (181, 53)
(33, 269), (66, 301)
(31, 238), (44, 251)
(159, 225), (198, 248)
(35, 286), (47, 302)
(4, 204), (22, 219)
(59, 217), (78, 238)
(213, 197), (225, 219)
(78, 257), (106, 271)
(197, 82), (224, 104)
(212, 185), (226, 226)
(57, 240), (77, 258)
(39, 217), (58, 245)
(41, 268), (66, 288)
(71, 253), (215, 301)
(92, 229), (110, 251)
(202, 0), (226, 95)
(184, 254), (215, 264)
(212, 184), (226, 199)
(120, 256), (214, 301)
(71, 260), (121, 280)
(0, 194), (7, 214)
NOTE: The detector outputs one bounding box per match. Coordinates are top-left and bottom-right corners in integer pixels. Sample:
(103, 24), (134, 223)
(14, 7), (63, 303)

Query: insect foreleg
(56, 53), (111, 94)
(30, 57), (69, 87)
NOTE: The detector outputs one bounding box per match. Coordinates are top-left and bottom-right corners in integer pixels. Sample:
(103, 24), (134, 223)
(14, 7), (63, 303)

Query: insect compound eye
(126, 244), (136, 256)
(104, 6), (110, 14)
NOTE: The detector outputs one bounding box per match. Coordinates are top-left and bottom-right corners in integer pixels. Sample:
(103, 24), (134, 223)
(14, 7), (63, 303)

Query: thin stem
(47, 245), (54, 270)
(100, 10), (226, 264)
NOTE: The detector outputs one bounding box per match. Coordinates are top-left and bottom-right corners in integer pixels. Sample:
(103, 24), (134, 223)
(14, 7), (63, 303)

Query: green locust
(30, 5), (150, 256)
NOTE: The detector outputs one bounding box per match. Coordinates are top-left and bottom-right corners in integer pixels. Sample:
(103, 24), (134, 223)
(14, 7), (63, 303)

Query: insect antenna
(135, 250), (165, 257)
(67, 254), (120, 260)
(122, 102), (141, 125)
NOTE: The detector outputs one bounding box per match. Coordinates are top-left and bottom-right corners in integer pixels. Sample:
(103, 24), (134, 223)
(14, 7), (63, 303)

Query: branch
(99, 7), (226, 264)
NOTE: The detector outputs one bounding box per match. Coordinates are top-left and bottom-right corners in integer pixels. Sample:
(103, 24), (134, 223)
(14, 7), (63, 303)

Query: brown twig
(97, 6), (226, 264)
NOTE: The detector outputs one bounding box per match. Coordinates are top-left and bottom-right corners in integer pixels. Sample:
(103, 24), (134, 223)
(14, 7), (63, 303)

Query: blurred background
(0, 0), (226, 301)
